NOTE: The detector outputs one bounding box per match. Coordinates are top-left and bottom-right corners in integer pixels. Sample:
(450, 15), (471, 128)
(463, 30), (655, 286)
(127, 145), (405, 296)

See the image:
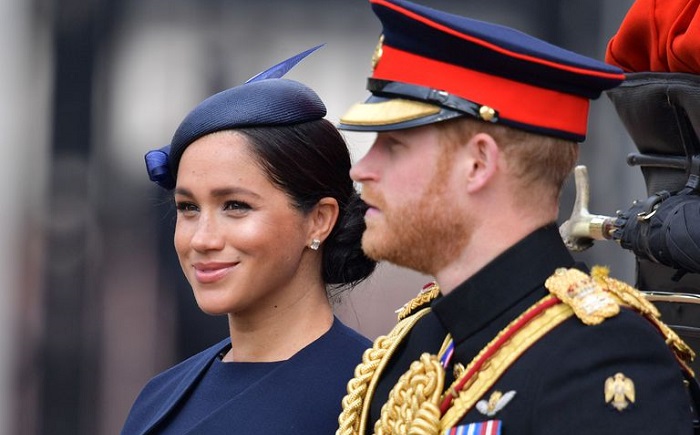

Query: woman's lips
(193, 262), (237, 284)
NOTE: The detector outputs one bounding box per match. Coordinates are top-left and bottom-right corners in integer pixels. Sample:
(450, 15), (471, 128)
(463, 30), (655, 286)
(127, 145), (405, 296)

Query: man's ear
(462, 132), (500, 193)
(308, 197), (340, 245)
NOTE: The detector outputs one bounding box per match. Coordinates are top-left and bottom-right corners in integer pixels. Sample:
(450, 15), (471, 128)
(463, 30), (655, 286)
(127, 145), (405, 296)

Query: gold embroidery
(396, 282), (440, 321)
(605, 372), (635, 411)
(545, 267), (619, 325)
(371, 35), (384, 71)
(591, 265), (659, 317)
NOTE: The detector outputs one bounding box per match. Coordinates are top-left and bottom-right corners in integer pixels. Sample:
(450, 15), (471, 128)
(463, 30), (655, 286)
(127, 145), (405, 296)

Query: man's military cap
(339, 0), (626, 142)
(145, 45), (326, 190)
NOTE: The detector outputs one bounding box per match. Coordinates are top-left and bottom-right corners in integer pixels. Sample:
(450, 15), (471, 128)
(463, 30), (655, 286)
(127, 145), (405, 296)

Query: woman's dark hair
(238, 119), (376, 290)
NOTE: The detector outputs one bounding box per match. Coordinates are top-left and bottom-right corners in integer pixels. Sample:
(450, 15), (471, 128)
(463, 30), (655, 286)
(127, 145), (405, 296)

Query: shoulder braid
(336, 282), (444, 435)
(396, 282), (440, 321)
(547, 266), (694, 371)
(336, 286), (438, 435)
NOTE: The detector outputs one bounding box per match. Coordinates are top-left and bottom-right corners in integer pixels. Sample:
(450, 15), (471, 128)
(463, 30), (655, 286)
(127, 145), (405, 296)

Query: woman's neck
(222, 283), (334, 363)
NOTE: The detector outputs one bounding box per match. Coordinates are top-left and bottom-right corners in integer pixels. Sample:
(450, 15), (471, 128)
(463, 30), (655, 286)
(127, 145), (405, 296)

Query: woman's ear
(462, 132), (501, 193)
(308, 197), (340, 245)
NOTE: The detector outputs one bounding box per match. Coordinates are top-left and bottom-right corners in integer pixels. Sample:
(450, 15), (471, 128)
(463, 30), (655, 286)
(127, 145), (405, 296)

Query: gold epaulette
(546, 266), (695, 373)
(545, 267), (621, 325)
(395, 281), (441, 321)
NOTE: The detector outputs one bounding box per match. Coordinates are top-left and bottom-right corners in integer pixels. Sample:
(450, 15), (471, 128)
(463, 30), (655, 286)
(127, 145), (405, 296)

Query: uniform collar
(431, 223), (576, 346)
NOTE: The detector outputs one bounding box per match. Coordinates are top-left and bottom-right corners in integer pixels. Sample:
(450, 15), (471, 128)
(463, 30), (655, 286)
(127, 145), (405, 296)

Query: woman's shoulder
(330, 316), (373, 347)
(291, 317), (371, 368)
(121, 338), (230, 434)
(129, 338), (229, 402)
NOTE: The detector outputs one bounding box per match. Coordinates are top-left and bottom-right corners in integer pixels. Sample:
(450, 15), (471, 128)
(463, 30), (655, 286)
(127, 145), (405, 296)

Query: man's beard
(361, 154), (471, 276)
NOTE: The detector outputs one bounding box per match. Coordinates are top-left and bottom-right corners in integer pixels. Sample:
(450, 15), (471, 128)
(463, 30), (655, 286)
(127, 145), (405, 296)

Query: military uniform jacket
(367, 224), (694, 434)
(121, 317), (370, 435)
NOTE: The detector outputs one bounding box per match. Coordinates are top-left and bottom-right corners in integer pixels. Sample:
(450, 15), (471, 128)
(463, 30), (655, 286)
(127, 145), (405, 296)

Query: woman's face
(173, 131), (315, 318)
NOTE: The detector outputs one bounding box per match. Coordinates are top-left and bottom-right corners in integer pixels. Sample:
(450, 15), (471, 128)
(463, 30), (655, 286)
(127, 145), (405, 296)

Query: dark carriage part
(607, 72), (700, 375)
(607, 72), (700, 194)
(606, 72), (700, 284)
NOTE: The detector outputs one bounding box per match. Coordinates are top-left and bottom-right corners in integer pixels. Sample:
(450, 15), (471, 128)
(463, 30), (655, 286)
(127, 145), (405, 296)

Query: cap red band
(373, 45), (590, 137)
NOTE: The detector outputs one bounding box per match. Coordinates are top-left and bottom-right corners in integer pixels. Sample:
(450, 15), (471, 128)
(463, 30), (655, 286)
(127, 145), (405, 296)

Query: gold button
(479, 105), (496, 122)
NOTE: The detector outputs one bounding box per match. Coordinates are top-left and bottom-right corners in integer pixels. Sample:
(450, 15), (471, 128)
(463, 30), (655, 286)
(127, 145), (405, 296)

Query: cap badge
(476, 390), (516, 416)
(605, 372), (635, 411)
(371, 34), (384, 72)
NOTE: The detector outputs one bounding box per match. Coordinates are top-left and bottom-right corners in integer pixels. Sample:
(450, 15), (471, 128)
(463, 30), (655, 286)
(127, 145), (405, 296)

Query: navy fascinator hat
(145, 44), (326, 190)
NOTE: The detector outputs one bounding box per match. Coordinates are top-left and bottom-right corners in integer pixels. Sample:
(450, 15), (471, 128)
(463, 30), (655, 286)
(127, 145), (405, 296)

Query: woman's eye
(223, 201), (251, 213)
(175, 202), (199, 214)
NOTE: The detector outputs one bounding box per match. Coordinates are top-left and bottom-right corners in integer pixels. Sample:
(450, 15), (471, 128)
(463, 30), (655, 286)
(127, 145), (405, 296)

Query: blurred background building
(1, 0), (640, 433)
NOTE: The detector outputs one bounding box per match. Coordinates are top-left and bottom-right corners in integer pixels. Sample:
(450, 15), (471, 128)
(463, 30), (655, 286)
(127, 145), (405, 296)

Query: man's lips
(361, 197), (382, 218)
(192, 262), (238, 284)
(364, 206), (381, 219)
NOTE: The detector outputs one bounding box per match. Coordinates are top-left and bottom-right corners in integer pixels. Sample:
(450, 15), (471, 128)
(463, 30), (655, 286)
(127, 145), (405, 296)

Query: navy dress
(122, 317), (370, 434)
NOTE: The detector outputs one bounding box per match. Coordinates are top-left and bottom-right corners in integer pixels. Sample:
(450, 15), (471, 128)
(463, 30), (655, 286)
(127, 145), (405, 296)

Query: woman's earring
(309, 239), (321, 251)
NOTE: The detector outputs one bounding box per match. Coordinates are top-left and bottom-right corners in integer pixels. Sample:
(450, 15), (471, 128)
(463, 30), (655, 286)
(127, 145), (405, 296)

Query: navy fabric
(243, 44), (323, 83)
(121, 317), (370, 435)
(144, 47), (327, 191)
(160, 360), (283, 433)
(374, 0), (622, 98)
(168, 79), (326, 177)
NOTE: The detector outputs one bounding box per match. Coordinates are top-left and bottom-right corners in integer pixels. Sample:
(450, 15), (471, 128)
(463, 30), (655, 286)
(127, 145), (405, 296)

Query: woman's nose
(189, 214), (225, 252)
